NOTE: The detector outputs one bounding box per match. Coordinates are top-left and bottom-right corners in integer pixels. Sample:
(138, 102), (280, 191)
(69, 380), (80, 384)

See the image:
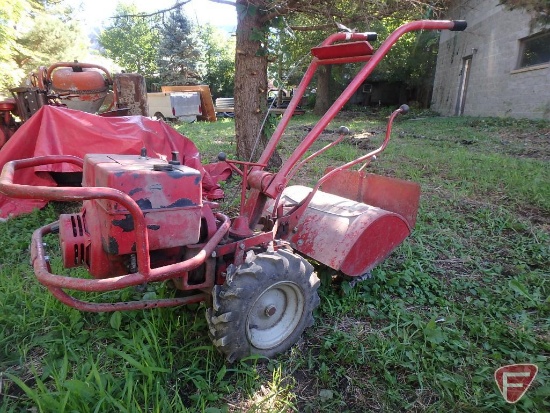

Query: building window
(518, 31), (550, 68)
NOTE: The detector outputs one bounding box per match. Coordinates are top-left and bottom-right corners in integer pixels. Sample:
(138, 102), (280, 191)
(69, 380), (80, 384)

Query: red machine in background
(0, 20), (467, 362)
(29, 62), (116, 114)
(0, 99), (18, 148)
(0, 61), (119, 149)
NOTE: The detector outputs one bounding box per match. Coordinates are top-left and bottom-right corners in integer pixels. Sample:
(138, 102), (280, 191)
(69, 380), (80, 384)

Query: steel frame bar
(251, 20), (459, 204)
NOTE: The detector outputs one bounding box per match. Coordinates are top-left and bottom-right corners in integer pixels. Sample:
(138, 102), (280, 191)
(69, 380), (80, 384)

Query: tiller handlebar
(242, 20), (466, 225)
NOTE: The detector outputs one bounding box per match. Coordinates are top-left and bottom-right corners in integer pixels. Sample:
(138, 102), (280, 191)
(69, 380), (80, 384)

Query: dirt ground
(496, 128), (550, 160)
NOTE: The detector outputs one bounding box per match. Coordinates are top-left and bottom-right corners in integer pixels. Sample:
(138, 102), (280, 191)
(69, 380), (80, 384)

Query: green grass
(1, 113), (548, 412)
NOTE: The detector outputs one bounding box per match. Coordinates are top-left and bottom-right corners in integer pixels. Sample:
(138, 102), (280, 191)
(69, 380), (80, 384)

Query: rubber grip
(451, 20), (467, 31)
(366, 33), (378, 41)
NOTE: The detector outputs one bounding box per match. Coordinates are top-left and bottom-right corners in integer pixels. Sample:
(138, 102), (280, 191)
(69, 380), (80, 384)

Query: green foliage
(16, 13), (89, 70)
(0, 0), (27, 95)
(368, 16), (436, 82)
(195, 24), (236, 99)
(268, 3), (449, 110)
(157, 8), (200, 86)
(0, 0), (89, 96)
(267, 14), (325, 88)
(98, 4), (161, 78)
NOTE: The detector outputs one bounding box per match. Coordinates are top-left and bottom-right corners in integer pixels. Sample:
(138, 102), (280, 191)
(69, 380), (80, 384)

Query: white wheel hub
(246, 281), (305, 350)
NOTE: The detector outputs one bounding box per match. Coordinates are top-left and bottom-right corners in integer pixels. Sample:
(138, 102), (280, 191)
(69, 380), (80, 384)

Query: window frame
(517, 30), (550, 69)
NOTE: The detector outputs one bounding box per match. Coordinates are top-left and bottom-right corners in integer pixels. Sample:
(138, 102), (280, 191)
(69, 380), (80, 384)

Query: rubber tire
(206, 249), (320, 362)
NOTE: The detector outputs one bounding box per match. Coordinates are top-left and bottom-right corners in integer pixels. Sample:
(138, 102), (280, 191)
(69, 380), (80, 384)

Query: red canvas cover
(0, 106), (230, 219)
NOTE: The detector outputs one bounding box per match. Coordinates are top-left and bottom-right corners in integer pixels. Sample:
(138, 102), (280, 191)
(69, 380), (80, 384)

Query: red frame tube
(273, 106), (406, 223)
(250, 20), (459, 206)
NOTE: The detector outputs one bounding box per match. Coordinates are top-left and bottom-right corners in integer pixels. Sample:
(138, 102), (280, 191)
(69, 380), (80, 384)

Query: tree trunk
(313, 64), (332, 116)
(234, 2), (268, 163)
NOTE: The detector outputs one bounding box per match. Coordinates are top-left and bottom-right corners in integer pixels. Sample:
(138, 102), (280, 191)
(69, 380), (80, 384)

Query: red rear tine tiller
(0, 20), (466, 362)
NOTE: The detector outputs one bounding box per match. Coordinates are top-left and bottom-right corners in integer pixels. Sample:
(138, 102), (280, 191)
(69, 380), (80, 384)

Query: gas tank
(50, 64), (109, 113)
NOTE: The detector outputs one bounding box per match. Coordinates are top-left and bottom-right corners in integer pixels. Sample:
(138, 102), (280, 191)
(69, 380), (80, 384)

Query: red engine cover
(82, 154), (203, 278)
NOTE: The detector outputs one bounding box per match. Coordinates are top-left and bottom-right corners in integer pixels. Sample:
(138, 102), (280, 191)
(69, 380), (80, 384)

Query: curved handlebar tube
(243, 20), (467, 227)
(274, 105), (409, 221)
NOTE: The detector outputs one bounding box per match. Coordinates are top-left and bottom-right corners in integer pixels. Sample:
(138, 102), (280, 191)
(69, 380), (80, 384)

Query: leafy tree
(358, 13), (440, 107)
(268, 13), (337, 115)
(0, 0), (89, 96)
(196, 24), (236, 99)
(157, 8), (201, 85)
(123, 0), (454, 163)
(0, 0), (28, 95)
(217, 0), (454, 163)
(16, 12), (89, 73)
(98, 4), (161, 78)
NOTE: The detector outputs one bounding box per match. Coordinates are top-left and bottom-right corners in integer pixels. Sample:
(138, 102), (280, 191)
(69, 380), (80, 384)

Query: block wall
(431, 0), (550, 119)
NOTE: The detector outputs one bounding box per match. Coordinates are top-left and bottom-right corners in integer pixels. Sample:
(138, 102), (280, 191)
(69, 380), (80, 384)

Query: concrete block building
(431, 0), (550, 119)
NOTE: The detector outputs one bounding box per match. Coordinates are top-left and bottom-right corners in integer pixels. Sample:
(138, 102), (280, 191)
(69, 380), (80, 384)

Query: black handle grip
(218, 152), (227, 162)
(451, 20), (467, 31)
(365, 33), (378, 41)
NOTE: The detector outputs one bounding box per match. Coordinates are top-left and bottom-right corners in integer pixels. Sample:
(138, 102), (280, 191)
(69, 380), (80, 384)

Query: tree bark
(313, 64), (332, 116)
(234, 2), (268, 163)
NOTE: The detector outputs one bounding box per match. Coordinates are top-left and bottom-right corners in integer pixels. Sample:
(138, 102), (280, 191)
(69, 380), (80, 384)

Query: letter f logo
(495, 364), (538, 403)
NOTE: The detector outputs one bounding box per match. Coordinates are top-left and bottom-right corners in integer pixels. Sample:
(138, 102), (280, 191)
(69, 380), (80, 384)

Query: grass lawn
(0, 111), (548, 412)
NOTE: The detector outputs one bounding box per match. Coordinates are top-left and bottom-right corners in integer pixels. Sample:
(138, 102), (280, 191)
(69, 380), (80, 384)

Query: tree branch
(289, 23), (337, 32)
(111, 0), (193, 19)
(209, 0), (237, 5)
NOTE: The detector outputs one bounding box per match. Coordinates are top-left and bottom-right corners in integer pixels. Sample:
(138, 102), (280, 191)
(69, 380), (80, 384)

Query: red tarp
(0, 106), (230, 219)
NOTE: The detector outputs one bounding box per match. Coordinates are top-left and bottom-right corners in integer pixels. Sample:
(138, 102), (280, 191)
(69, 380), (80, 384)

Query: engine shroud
(60, 154), (203, 278)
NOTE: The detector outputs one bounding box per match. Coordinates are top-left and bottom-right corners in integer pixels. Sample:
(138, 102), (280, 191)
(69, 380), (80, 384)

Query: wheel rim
(246, 281), (305, 350)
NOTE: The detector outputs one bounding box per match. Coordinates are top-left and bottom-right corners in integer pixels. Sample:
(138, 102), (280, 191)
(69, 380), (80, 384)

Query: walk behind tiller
(0, 20), (466, 362)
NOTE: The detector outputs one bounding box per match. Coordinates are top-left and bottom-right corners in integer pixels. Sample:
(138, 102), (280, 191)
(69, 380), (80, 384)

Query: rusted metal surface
(114, 73), (148, 116)
(9, 62), (118, 122)
(30, 211), (229, 291)
(47, 285), (208, 312)
(321, 170), (420, 228)
(49, 63), (109, 113)
(82, 154), (202, 270)
(0, 154), (231, 309)
(10, 87), (48, 121)
(275, 185), (411, 277)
